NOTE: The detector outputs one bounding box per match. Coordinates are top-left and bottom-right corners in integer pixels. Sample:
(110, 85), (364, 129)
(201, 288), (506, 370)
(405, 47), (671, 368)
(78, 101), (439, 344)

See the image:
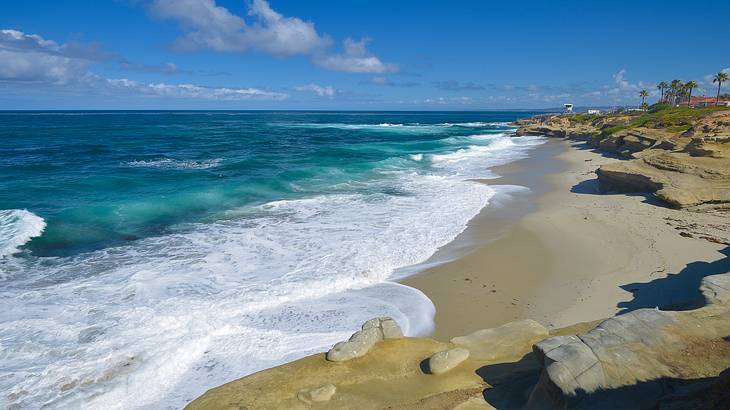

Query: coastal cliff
(515, 107), (730, 211)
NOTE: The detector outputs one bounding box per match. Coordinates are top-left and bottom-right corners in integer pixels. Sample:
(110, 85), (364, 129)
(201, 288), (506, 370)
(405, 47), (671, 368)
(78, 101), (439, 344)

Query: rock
(363, 316), (403, 339)
(513, 109), (730, 210)
(326, 317), (403, 362)
(683, 109), (730, 137)
(450, 319), (549, 361)
(598, 134), (622, 152)
(428, 348), (470, 375)
(297, 383), (336, 403)
(326, 328), (382, 362)
(524, 272), (730, 410)
(596, 151), (730, 209)
(685, 136), (730, 158)
(453, 395), (496, 409)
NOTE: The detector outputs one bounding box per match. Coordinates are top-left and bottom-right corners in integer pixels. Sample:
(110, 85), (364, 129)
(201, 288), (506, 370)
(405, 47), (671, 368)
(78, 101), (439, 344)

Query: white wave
(273, 122), (446, 134)
(441, 132), (508, 145)
(432, 135), (543, 163)
(124, 158), (222, 170)
(0, 133), (545, 409)
(0, 209), (46, 258)
(409, 153), (423, 161)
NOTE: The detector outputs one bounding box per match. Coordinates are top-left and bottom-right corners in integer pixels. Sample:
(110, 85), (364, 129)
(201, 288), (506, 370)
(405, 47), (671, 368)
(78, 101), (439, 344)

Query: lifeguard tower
(563, 103), (574, 113)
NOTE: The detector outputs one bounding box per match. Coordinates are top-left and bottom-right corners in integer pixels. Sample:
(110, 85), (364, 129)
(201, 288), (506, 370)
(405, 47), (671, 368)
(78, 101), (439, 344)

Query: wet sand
(402, 139), (727, 341)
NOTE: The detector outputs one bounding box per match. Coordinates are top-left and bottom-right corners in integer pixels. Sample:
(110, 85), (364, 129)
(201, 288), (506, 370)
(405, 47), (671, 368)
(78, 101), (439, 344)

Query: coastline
(403, 138), (727, 340)
(187, 108), (730, 409)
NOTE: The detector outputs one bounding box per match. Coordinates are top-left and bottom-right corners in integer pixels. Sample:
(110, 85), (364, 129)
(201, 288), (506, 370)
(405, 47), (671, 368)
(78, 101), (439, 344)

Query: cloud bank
(150, 0), (397, 74)
(295, 83), (336, 98)
(0, 29), (288, 101)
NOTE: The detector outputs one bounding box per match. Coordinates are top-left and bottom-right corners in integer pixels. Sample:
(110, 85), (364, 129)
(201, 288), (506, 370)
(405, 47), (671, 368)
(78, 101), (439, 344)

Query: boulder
(326, 317), (403, 362)
(326, 328), (382, 362)
(428, 348), (470, 375)
(524, 272), (730, 410)
(362, 316), (403, 339)
(450, 319), (548, 361)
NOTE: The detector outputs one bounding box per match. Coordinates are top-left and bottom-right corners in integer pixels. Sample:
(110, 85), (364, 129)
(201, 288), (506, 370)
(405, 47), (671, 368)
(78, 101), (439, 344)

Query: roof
(688, 96), (730, 104)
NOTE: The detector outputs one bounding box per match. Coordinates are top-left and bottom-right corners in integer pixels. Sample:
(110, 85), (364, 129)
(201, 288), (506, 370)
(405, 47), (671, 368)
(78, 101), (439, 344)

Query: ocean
(0, 111), (544, 409)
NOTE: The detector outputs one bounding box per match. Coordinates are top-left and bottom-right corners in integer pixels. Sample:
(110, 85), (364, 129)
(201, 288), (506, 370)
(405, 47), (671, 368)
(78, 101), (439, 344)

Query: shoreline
(403, 138), (727, 340)
(187, 108), (730, 409)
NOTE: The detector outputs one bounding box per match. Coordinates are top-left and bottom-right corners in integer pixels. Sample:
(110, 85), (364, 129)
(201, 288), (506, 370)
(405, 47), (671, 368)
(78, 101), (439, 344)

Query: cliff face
(516, 109), (730, 210)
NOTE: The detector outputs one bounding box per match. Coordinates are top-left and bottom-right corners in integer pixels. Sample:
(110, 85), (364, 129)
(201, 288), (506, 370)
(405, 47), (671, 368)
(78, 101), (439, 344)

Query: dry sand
(402, 139), (729, 341)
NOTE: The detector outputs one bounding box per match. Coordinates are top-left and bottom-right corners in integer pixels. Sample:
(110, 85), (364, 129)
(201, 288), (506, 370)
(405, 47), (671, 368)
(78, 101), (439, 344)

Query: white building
(563, 103), (574, 113)
(587, 109), (601, 115)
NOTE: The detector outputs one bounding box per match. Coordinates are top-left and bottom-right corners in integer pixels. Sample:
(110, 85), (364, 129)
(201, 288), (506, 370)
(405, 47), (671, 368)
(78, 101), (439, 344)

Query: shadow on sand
(617, 247), (730, 313)
(473, 247), (730, 409)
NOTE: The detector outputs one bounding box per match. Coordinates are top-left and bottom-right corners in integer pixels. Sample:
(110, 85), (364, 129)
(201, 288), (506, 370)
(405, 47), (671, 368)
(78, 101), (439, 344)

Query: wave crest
(123, 158), (222, 170)
(0, 209), (46, 258)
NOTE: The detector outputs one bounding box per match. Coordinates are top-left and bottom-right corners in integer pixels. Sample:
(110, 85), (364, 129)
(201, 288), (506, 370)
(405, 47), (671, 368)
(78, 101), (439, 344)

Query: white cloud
(103, 77), (288, 100)
(313, 38), (398, 74)
(295, 83), (336, 98)
(0, 29), (92, 83)
(0, 28), (288, 101)
(703, 67), (730, 86)
(119, 61), (180, 74)
(612, 69), (656, 95)
(149, 1), (396, 73)
(150, 0), (331, 55)
(612, 69), (636, 91)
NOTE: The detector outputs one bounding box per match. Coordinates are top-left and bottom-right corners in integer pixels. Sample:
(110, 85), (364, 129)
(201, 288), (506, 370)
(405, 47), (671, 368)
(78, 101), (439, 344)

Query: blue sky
(1, 0), (728, 110)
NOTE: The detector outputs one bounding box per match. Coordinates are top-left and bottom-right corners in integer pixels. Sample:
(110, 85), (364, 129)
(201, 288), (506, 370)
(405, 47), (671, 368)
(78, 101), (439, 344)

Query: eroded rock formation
(515, 109), (730, 210)
(186, 271), (730, 410)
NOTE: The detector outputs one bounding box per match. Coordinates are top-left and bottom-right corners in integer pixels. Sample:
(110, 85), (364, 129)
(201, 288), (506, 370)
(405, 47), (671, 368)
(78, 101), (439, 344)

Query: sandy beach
(403, 139), (729, 340)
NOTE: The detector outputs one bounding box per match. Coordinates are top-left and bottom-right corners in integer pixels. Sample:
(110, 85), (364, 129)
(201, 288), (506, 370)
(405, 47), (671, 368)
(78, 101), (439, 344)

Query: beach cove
(189, 107), (730, 409)
(404, 138), (727, 340)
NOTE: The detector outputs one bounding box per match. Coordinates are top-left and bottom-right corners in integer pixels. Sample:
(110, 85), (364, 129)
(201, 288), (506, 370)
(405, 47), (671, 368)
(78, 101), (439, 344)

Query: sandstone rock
(453, 395), (496, 409)
(450, 319), (548, 361)
(326, 328), (382, 362)
(297, 383), (336, 403)
(596, 151), (730, 209)
(325, 317), (403, 362)
(683, 109), (730, 137)
(684, 136), (730, 158)
(515, 124), (566, 138)
(428, 348), (470, 375)
(524, 272), (730, 410)
(363, 316), (403, 339)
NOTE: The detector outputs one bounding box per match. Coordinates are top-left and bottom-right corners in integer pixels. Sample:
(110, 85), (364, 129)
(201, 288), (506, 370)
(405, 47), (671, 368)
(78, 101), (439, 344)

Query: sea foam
(0, 130), (544, 409)
(0, 209), (46, 258)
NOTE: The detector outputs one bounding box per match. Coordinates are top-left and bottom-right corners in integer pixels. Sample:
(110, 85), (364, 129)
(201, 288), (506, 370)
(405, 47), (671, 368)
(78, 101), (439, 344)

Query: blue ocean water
(0, 111), (544, 409)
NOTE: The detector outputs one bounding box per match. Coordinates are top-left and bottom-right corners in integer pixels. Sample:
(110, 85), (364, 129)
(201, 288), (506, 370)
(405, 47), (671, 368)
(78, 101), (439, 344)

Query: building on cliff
(685, 96), (730, 107)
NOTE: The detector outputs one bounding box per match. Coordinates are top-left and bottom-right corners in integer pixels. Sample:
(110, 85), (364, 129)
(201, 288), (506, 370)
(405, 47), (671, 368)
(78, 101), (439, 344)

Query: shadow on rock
(475, 352), (542, 409)
(528, 367), (730, 410)
(617, 247), (730, 314)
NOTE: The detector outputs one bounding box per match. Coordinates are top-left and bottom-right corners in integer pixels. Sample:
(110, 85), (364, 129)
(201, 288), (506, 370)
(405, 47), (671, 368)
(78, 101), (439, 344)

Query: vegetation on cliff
(515, 106), (730, 210)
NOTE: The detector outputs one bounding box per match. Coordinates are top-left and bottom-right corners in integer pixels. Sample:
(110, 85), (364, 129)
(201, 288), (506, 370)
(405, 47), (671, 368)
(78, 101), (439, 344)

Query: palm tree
(713, 72), (729, 106)
(670, 79), (682, 105)
(685, 80), (698, 107)
(657, 81), (668, 104)
(639, 89), (649, 108)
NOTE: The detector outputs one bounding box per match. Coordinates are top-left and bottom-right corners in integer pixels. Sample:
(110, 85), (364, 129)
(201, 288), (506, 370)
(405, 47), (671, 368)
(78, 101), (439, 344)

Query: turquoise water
(0, 111), (543, 409)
